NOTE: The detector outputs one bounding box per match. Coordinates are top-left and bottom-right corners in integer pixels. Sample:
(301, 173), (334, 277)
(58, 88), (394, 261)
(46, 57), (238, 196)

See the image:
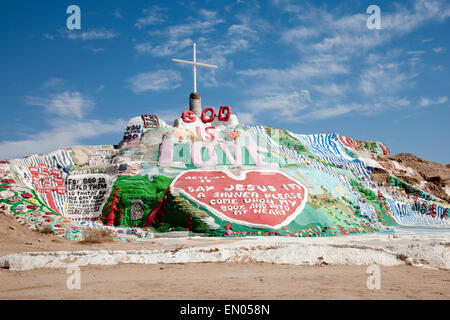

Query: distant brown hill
(374, 153), (450, 202)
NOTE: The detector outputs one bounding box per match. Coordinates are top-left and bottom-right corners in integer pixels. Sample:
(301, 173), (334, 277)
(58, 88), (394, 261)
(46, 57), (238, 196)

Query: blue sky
(0, 0), (449, 163)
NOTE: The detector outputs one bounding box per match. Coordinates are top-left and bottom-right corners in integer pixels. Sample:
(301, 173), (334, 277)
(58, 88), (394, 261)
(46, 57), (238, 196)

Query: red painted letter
(182, 110), (196, 123)
(201, 108), (216, 123)
(218, 106), (231, 121)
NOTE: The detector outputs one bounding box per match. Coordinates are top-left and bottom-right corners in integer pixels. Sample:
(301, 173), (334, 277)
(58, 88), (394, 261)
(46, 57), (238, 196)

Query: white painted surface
(1, 234), (448, 271)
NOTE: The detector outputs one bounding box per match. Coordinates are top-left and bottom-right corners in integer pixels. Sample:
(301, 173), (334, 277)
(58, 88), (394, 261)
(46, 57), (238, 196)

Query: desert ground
(1, 213), (449, 300)
(0, 263), (449, 300)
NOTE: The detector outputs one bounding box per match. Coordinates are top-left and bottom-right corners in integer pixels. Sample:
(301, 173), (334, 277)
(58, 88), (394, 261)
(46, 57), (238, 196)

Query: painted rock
(171, 170), (308, 229)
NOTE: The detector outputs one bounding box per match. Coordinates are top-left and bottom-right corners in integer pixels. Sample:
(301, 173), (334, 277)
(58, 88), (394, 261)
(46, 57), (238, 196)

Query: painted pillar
(189, 92), (202, 117)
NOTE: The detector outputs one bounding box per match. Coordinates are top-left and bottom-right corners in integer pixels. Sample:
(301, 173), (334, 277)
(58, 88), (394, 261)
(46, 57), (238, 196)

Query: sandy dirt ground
(0, 263), (449, 300)
(1, 213), (450, 300)
(0, 213), (239, 256)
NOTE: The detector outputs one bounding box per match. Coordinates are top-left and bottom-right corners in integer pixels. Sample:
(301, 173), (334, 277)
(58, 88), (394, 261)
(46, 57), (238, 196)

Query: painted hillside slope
(0, 113), (448, 241)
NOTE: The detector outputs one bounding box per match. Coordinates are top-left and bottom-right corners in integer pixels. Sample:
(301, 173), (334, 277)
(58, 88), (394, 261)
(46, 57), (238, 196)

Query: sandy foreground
(0, 263), (449, 300)
(1, 214), (449, 300)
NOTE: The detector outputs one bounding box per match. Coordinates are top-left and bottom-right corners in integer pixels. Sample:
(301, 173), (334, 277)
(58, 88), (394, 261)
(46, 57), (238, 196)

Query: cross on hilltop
(172, 43), (217, 116)
(172, 43), (218, 93)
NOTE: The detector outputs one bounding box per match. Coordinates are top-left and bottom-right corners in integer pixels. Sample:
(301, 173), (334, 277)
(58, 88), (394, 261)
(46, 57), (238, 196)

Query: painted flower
(21, 192), (33, 199)
(25, 199), (39, 206)
(172, 129), (184, 140)
(15, 204), (27, 211)
(222, 230), (233, 237)
(7, 196), (21, 203)
(228, 129), (241, 140)
(1, 178), (15, 184)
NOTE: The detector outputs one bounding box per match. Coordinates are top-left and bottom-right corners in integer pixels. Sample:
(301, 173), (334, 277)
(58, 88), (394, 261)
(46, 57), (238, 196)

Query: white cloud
(154, 109), (182, 125)
(302, 104), (359, 121)
(383, 0), (450, 33)
(244, 91), (312, 117)
(0, 119), (125, 160)
(396, 98), (411, 107)
(135, 6), (166, 29)
(236, 0), (450, 124)
(238, 54), (348, 83)
(83, 46), (105, 53)
(133, 10), (261, 91)
(167, 19), (223, 39)
(25, 91), (95, 119)
(64, 28), (118, 40)
(135, 38), (192, 56)
(311, 83), (348, 96)
(407, 50), (426, 55)
(279, 0), (450, 56)
(126, 70), (182, 93)
(228, 24), (257, 37)
(133, 7), (266, 92)
(281, 27), (320, 42)
(113, 9), (123, 19)
(359, 63), (413, 96)
(135, 9), (225, 57)
(431, 64), (444, 72)
(236, 112), (257, 125)
(42, 78), (66, 89)
(432, 47), (444, 53)
(43, 33), (54, 40)
(2, 85), (126, 160)
(420, 96), (448, 107)
(150, 17), (224, 41)
(199, 9), (218, 20)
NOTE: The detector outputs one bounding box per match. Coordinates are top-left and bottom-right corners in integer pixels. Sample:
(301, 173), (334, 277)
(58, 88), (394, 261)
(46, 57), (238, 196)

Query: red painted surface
(103, 187), (123, 226)
(28, 163), (66, 214)
(172, 170), (307, 229)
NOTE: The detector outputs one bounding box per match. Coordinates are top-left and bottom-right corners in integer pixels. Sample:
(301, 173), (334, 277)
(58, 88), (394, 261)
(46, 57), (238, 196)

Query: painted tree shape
(103, 187), (123, 226)
(144, 189), (168, 227)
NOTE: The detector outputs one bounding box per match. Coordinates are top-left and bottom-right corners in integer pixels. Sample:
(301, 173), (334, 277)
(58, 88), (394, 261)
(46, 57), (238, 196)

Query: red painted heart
(171, 170), (308, 229)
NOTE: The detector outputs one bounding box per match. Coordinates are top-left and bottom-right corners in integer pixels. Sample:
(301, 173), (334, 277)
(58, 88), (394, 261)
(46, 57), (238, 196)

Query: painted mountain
(0, 110), (448, 241)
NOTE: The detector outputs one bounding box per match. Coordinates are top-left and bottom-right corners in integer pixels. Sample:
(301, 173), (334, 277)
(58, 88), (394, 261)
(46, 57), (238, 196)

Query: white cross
(172, 43), (218, 93)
